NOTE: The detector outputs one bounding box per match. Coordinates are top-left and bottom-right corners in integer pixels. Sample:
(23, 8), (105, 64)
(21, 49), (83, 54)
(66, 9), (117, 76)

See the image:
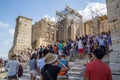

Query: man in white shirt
(78, 39), (84, 59)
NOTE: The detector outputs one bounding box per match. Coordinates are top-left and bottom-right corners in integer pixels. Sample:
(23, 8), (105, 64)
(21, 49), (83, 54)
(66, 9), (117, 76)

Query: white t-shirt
(5, 60), (19, 76)
(78, 40), (83, 49)
(71, 43), (74, 47)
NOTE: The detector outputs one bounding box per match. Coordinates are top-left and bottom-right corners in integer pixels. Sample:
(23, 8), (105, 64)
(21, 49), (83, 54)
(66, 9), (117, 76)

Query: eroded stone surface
(109, 63), (120, 73)
(106, 0), (120, 80)
(109, 50), (120, 63)
(112, 75), (120, 80)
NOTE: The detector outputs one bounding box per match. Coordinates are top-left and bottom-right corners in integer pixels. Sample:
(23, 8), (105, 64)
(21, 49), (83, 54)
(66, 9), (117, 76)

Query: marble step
(70, 67), (85, 71)
(68, 76), (83, 80)
(68, 73), (83, 78)
(19, 77), (30, 80)
(23, 73), (40, 80)
(68, 71), (81, 75)
(23, 73), (30, 77)
(57, 76), (67, 80)
(23, 69), (29, 73)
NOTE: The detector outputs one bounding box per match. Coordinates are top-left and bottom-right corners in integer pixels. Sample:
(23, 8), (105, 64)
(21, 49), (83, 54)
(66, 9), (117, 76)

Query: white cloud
(78, 2), (107, 21)
(51, 17), (55, 21)
(0, 21), (9, 28)
(44, 14), (49, 18)
(8, 29), (15, 36)
(43, 14), (55, 22)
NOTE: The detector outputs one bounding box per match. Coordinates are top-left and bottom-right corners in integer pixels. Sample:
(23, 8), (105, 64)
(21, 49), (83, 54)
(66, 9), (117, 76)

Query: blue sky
(0, 0), (106, 58)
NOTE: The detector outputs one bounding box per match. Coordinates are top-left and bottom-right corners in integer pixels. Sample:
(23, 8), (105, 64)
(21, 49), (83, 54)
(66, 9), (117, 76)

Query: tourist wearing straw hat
(41, 53), (68, 80)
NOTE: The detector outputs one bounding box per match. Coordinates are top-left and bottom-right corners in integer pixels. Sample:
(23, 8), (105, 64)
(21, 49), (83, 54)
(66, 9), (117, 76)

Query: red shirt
(84, 59), (112, 80)
(54, 46), (58, 54)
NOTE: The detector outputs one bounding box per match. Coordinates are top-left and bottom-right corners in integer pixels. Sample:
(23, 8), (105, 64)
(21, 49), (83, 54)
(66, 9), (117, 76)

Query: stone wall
(84, 15), (109, 36)
(106, 0), (120, 79)
(32, 18), (56, 48)
(9, 16), (32, 58)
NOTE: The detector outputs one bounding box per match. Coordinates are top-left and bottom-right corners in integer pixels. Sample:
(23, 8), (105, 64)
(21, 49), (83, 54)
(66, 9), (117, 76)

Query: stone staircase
(19, 64), (31, 80)
(68, 59), (87, 80)
(20, 59), (87, 80)
(22, 64), (69, 80)
(20, 63), (41, 80)
(1, 54), (111, 80)
(20, 54), (111, 80)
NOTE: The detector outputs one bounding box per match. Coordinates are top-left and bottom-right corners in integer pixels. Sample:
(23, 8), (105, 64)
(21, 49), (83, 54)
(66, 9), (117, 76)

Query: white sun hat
(44, 53), (58, 64)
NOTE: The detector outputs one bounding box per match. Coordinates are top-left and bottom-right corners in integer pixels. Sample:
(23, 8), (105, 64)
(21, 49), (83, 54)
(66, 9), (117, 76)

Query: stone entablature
(56, 6), (83, 41)
(84, 15), (110, 36)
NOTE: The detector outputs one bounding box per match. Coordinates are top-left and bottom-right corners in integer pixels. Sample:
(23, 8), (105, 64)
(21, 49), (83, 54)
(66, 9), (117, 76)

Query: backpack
(18, 65), (23, 77)
(58, 68), (67, 76)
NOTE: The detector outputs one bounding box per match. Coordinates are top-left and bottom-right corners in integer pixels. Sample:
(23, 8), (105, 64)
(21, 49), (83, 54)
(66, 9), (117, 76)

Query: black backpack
(18, 65), (23, 77)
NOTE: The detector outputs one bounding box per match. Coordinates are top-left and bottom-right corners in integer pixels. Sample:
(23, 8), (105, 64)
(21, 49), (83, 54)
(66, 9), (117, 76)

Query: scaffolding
(56, 5), (83, 41)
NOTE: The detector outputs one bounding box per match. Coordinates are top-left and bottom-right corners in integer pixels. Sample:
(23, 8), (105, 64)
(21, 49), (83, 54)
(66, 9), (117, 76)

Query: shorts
(78, 49), (84, 53)
(58, 50), (62, 55)
(30, 70), (37, 77)
(8, 75), (17, 79)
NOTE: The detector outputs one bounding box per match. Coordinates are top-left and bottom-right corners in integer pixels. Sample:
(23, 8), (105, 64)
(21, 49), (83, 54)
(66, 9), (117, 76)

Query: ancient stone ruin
(106, 0), (120, 79)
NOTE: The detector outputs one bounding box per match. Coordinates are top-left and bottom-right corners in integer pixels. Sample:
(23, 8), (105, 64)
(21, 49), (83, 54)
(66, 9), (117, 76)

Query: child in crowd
(87, 54), (93, 63)
(57, 55), (70, 80)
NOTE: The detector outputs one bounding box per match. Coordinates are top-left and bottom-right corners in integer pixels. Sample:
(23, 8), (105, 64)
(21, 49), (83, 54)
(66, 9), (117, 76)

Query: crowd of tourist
(4, 32), (113, 80)
(17, 32), (113, 62)
(28, 48), (70, 80)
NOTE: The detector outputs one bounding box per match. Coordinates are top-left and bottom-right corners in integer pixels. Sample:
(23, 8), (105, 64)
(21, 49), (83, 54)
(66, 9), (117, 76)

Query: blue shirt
(58, 43), (63, 50)
(58, 59), (68, 68)
(5, 60), (19, 76)
(99, 39), (105, 46)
